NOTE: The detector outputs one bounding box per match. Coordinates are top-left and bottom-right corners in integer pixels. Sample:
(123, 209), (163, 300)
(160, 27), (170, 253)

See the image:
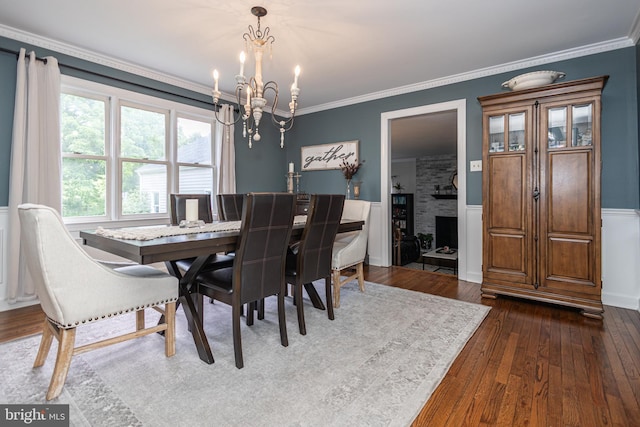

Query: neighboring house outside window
(60, 76), (216, 226)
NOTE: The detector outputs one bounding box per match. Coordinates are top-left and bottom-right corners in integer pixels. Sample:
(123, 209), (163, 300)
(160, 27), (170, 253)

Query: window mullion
(61, 75), (216, 224)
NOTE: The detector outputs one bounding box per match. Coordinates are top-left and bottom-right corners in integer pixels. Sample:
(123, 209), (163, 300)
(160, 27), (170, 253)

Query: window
(61, 76), (216, 224)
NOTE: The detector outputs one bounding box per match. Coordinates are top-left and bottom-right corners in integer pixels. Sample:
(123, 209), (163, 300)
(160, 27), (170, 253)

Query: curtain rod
(0, 46), (235, 111)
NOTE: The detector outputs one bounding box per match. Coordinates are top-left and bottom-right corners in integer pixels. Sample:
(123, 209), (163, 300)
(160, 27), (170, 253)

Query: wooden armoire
(478, 76), (607, 319)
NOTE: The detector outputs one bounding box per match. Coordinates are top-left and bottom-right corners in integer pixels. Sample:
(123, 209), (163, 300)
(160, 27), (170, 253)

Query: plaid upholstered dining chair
(285, 194), (345, 335)
(193, 193), (296, 368)
(216, 193), (244, 221)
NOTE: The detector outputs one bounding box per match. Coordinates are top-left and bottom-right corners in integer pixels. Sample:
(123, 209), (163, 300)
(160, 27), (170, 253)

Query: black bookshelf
(391, 193), (414, 236)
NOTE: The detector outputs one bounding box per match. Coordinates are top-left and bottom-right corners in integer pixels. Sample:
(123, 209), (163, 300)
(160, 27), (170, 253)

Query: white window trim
(61, 75), (217, 232)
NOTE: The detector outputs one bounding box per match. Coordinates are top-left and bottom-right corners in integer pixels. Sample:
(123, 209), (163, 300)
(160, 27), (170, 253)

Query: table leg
(165, 258), (215, 364)
(303, 282), (326, 310)
(178, 283), (214, 364)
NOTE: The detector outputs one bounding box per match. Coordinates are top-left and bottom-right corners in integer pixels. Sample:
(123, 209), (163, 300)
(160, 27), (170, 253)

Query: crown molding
(0, 24), (215, 96)
(0, 24), (290, 116)
(0, 24), (633, 118)
(296, 37), (634, 116)
(629, 8), (640, 44)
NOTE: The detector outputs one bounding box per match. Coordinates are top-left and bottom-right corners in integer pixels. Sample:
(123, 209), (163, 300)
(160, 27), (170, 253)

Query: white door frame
(380, 99), (468, 280)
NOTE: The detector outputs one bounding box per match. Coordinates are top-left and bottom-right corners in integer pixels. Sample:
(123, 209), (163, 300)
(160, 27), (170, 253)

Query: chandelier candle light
(212, 6), (301, 148)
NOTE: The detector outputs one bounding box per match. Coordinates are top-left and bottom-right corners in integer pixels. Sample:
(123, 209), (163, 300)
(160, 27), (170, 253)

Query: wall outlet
(470, 160), (482, 172)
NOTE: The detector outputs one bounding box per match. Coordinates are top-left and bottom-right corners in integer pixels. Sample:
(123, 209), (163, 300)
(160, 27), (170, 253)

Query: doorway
(380, 99), (467, 279)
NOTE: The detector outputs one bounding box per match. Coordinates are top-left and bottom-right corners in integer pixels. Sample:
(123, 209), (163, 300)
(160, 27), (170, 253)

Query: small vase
(346, 179), (352, 200)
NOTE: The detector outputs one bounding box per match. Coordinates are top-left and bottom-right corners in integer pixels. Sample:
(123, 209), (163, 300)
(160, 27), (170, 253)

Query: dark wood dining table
(80, 218), (364, 364)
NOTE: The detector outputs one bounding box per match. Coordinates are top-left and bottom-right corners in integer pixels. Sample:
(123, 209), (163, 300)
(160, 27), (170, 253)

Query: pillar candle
(185, 199), (198, 222)
(289, 162), (295, 173)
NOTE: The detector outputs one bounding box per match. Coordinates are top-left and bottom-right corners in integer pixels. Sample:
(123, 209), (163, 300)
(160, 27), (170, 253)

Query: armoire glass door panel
(571, 104), (593, 146)
(508, 113), (525, 151)
(489, 115), (505, 152)
(548, 107), (567, 148)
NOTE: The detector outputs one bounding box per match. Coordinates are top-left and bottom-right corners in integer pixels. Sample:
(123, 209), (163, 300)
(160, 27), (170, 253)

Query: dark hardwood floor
(2, 265), (639, 426)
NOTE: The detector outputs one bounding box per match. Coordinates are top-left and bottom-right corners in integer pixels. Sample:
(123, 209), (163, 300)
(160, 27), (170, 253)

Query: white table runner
(96, 215), (309, 241)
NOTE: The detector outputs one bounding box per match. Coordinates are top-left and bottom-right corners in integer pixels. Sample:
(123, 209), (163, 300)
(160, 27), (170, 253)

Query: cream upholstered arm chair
(331, 200), (371, 307)
(18, 204), (178, 401)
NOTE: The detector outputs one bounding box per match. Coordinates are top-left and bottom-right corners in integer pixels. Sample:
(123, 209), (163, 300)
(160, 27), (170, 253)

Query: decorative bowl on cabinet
(501, 70), (566, 91)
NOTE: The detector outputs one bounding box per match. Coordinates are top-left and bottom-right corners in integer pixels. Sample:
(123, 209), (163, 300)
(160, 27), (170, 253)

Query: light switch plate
(470, 160), (482, 172)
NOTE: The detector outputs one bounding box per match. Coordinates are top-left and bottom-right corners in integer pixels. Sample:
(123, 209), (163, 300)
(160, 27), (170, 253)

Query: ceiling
(0, 0), (639, 158)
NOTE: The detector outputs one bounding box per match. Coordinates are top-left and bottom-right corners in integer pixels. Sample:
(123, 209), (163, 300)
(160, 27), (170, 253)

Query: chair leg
(34, 319), (54, 368)
(136, 309), (145, 331)
(46, 327), (76, 401)
(232, 304), (244, 369)
(165, 301), (176, 357)
(332, 270), (342, 308)
(325, 277), (334, 320)
(246, 302), (255, 326)
(277, 292), (288, 347)
(257, 299), (265, 320)
(295, 283), (306, 335)
(356, 262), (365, 292)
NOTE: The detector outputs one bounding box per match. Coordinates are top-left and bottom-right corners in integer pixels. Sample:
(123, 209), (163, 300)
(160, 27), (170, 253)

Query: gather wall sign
(300, 140), (359, 171)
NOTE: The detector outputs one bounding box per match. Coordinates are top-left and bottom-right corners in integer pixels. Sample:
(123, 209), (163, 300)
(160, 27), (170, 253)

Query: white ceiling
(1, 0), (639, 158)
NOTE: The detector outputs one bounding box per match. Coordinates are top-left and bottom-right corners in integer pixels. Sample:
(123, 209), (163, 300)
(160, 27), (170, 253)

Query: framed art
(300, 140), (359, 171)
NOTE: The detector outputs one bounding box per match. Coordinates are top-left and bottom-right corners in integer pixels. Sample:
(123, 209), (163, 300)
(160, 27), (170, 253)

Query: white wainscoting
(0, 207), (5, 300)
(366, 202), (383, 266)
(1, 205), (639, 312)
(601, 209), (640, 310)
(464, 205), (484, 283)
(366, 203), (640, 311)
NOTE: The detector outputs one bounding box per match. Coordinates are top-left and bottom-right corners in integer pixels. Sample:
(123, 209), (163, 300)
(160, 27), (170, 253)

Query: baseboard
(602, 292), (640, 311)
(0, 298), (38, 312)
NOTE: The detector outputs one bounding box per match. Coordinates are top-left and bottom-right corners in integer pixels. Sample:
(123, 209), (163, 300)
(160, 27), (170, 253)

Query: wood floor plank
(2, 265), (640, 426)
(0, 303), (44, 343)
(495, 373), (521, 426)
(530, 307), (550, 427)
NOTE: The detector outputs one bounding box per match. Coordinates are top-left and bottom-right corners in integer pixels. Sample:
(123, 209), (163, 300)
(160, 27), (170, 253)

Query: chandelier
(212, 6), (300, 148)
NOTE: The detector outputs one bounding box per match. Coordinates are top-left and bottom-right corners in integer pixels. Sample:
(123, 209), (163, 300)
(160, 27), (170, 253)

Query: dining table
(80, 217), (365, 364)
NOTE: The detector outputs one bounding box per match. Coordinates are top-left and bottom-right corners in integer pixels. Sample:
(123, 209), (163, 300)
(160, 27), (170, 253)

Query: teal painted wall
(233, 126), (288, 193)
(0, 50), (16, 205)
(0, 33), (638, 209)
(286, 47), (640, 209)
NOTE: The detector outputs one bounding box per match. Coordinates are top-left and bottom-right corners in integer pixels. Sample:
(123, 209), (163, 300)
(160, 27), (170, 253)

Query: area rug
(0, 280), (489, 427)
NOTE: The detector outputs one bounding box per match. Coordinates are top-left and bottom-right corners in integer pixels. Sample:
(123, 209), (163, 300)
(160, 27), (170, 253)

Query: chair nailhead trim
(54, 297), (178, 329)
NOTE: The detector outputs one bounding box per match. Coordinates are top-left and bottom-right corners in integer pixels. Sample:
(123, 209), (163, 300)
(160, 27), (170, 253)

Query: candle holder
(294, 173), (302, 193)
(179, 219), (205, 228)
(353, 181), (362, 199)
(287, 171), (295, 193)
